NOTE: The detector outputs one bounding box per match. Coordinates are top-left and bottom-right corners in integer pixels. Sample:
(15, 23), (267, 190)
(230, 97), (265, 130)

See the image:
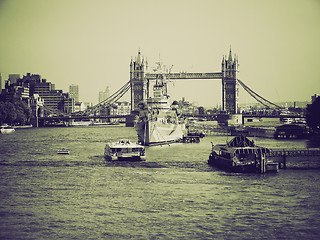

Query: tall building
(69, 84), (79, 103)
(0, 74), (29, 102)
(1, 73), (74, 113)
(8, 74), (20, 85)
(222, 49), (238, 114)
(99, 86), (110, 103)
(130, 50), (147, 111)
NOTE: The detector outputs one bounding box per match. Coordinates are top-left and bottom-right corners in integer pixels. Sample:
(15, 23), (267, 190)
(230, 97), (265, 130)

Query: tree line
(306, 96), (320, 135)
(0, 100), (32, 125)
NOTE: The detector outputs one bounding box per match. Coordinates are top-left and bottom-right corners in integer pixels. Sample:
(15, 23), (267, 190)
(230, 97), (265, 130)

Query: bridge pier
(126, 112), (138, 127)
(30, 117), (45, 127)
(217, 113), (243, 127)
(30, 117), (38, 127)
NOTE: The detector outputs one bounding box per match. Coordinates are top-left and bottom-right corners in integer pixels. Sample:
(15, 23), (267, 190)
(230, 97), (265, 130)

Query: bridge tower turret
(130, 50), (148, 111)
(221, 49), (239, 114)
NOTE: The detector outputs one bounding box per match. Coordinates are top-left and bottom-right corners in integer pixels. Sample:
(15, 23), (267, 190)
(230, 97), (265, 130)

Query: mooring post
(260, 154), (266, 173)
(282, 151), (287, 169)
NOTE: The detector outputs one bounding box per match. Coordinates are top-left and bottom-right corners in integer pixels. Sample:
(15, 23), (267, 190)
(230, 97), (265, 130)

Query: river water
(0, 125), (319, 239)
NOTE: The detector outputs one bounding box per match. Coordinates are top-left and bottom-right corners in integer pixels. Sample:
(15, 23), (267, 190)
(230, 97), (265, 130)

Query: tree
(13, 100), (32, 125)
(0, 102), (7, 124)
(0, 100), (32, 125)
(198, 106), (205, 115)
(306, 96), (320, 134)
(4, 102), (17, 124)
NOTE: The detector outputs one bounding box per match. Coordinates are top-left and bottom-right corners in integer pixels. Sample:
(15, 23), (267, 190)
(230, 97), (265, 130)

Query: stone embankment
(187, 121), (231, 136)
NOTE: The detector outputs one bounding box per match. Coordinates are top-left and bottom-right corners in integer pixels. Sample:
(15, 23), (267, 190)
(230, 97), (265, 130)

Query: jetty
(267, 148), (320, 169)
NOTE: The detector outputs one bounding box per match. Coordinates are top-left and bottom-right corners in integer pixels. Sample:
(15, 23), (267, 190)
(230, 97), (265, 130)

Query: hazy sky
(0, 0), (319, 107)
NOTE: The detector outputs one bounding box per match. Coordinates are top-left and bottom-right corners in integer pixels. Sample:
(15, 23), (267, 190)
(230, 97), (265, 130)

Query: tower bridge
(131, 49), (241, 114)
(38, 49), (293, 126)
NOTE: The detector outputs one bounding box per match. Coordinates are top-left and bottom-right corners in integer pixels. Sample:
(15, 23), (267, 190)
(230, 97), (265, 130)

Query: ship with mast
(131, 51), (185, 145)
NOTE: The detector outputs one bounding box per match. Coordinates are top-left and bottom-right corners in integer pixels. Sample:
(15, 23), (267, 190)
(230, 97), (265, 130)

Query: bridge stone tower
(130, 50), (148, 111)
(222, 49), (239, 114)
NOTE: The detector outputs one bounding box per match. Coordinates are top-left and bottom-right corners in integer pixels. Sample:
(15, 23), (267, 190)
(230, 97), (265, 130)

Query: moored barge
(208, 136), (278, 173)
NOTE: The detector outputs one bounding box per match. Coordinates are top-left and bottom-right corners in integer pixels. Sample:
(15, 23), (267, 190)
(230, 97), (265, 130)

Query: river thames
(0, 125), (319, 239)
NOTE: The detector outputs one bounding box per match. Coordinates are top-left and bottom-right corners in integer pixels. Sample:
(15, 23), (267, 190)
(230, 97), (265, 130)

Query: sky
(0, 0), (319, 107)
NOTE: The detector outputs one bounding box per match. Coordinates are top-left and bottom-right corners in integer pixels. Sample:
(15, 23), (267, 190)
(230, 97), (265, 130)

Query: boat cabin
(209, 136), (278, 173)
(104, 139), (146, 161)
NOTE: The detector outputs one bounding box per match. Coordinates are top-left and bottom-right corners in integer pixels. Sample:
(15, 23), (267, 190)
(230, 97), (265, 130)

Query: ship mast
(152, 59), (173, 99)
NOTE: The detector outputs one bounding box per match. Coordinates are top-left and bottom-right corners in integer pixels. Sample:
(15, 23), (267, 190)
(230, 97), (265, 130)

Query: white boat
(70, 121), (92, 126)
(0, 124), (15, 134)
(57, 148), (70, 154)
(104, 139), (146, 161)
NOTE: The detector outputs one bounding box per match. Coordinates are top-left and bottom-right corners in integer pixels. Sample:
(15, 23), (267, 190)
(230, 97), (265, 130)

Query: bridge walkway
(267, 148), (320, 169)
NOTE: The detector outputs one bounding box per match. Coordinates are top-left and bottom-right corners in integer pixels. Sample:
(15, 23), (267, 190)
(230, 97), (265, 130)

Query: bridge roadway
(242, 113), (305, 119)
(39, 115), (129, 121)
(181, 113), (304, 119)
(144, 72), (222, 80)
(39, 113), (304, 124)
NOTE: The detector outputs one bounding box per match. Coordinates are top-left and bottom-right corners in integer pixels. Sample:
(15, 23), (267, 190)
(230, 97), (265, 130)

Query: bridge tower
(222, 49), (239, 114)
(130, 50), (148, 111)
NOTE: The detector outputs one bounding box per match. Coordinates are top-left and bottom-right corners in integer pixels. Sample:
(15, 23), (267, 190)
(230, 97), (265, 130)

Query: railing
(268, 148), (320, 157)
(242, 113), (305, 118)
(39, 115), (129, 121)
(145, 72), (222, 80)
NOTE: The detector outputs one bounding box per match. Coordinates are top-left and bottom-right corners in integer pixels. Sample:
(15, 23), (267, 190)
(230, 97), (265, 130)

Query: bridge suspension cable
(238, 79), (283, 110)
(80, 80), (131, 115)
(42, 105), (69, 117)
(98, 81), (131, 106)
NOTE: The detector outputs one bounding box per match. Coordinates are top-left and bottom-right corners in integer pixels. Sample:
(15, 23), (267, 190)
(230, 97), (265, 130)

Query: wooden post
(260, 154), (266, 173)
(282, 152), (286, 169)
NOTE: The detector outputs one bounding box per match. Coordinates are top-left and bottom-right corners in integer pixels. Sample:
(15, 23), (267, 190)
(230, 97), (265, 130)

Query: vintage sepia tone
(1, 0), (320, 239)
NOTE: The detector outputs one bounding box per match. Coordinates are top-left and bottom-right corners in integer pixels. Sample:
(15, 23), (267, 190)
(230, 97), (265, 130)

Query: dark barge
(208, 136), (278, 173)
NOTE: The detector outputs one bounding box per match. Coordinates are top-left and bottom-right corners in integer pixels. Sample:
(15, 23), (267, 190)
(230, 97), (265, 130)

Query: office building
(99, 86), (110, 103)
(8, 74), (20, 85)
(69, 84), (79, 103)
(1, 73), (74, 113)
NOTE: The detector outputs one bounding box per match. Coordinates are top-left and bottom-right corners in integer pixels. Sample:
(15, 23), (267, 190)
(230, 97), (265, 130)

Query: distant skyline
(0, 0), (319, 107)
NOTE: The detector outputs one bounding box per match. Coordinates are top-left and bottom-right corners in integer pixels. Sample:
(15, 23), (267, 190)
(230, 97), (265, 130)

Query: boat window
(111, 149), (117, 154)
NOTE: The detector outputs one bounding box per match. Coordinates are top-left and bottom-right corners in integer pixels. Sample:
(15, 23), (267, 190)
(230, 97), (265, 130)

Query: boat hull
(105, 154), (146, 161)
(136, 120), (185, 146)
(57, 150), (70, 155)
(0, 127), (15, 134)
(208, 153), (258, 173)
(208, 151), (279, 173)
